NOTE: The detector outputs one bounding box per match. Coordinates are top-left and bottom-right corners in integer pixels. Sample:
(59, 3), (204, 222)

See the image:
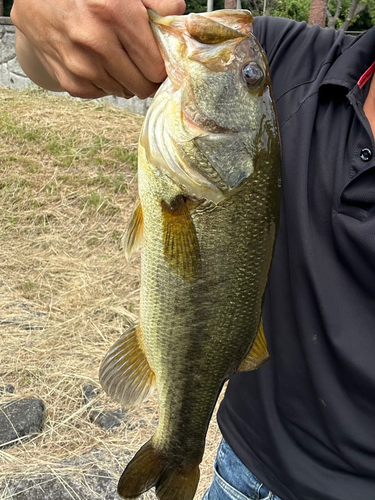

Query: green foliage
(4, 0), (13, 16)
(271, 0), (310, 20)
(186, 0), (373, 29)
(185, 0), (310, 20)
(185, 0), (224, 12)
(327, 0), (374, 29)
(185, 0), (207, 12)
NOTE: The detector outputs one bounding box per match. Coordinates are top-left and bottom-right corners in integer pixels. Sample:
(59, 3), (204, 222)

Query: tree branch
(326, 7), (335, 27)
(326, 0), (342, 28)
(334, 0), (342, 21)
(341, 0), (364, 30)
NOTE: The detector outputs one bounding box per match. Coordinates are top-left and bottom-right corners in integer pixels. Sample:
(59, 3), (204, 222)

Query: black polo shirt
(218, 17), (375, 500)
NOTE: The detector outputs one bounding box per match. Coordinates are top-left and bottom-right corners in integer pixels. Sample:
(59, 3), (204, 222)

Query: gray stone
(0, 62), (10, 86)
(0, 384), (15, 394)
(8, 72), (32, 90)
(0, 17), (14, 26)
(3, 471), (118, 500)
(81, 385), (132, 431)
(0, 398), (45, 448)
(1, 449), (124, 500)
(1, 32), (16, 63)
(98, 95), (152, 116)
(82, 384), (100, 402)
(0, 448), (157, 500)
(8, 56), (26, 77)
(89, 408), (129, 431)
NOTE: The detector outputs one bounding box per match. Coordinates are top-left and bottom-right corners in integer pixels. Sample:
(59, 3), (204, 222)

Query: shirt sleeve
(253, 17), (355, 104)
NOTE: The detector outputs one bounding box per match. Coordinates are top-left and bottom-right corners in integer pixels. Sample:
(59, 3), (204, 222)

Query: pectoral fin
(121, 198), (144, 259)
(238, 320), (270, 371)
(161, 196), (201, 281)
(99, 324), (155, 407)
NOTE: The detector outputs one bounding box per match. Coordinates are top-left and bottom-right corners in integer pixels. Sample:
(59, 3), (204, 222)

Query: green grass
(0, 88), (143, 230)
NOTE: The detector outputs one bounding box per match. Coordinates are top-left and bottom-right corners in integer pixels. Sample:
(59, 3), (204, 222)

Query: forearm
(15, 29), (64, 92)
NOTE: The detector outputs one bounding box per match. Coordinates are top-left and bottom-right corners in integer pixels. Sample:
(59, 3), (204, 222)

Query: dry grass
(0, 88), (222, 498)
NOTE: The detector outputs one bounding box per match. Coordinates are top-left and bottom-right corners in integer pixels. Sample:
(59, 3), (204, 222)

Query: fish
(99, 8), (281, 500)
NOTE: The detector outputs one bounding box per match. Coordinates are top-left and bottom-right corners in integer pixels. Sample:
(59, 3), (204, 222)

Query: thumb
(143, 0), (186, 17)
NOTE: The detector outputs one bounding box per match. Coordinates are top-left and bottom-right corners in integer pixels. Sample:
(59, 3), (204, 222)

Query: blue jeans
(202, 440), (282, 500)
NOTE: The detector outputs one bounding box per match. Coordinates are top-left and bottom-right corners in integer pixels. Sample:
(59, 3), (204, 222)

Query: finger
(42, 40), (137, 98)
(104, 42), (161, 99)
(112, 2), (167, 84)
(100, 70), (135, 98)
(56, 14), (162, 98)
(42, 54), (108, 99)
(144, 0), (186, 16)
(123, 0), (186, 83)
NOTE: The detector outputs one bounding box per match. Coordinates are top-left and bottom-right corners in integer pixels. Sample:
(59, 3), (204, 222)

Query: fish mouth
(148, 10), (252, 86)
(148, 9), (182, 27)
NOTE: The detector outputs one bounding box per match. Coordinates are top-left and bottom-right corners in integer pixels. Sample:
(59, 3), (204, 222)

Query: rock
(7, 56), (26, 77)
(1, 449), (122, 500)
(0, 398), (45, 448)
(1, 448), (156, 500)
(82, 384), (100, 402)
(81, 384), (131, 431)
(0, 384), (15, 394)
(99, 95), (152, 115)
(1, 32), (16, 63)
(89, 408), (129, 431)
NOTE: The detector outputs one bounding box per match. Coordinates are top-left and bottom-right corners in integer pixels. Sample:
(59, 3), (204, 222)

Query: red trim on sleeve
(358, 61), (375, 89)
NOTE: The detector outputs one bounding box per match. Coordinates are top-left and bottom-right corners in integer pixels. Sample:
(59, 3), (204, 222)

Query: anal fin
(99, 324), (155, 407)
(238, 319), (270, 371)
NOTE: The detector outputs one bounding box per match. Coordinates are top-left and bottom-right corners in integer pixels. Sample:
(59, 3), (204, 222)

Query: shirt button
(360, 148), (372, 161)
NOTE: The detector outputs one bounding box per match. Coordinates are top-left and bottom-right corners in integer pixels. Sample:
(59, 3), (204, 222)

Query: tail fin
(118, 439), (200, 500)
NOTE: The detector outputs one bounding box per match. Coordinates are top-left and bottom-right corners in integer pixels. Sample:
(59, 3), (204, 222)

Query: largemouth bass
(100, 9), (281, 500)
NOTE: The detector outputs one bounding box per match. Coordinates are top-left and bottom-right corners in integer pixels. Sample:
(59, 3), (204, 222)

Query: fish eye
(242, 62), (264, 88)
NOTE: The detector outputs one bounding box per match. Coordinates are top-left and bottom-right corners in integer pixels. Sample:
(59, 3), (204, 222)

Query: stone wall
(0, 16), (151, 115)
(0, 16), (29, 90)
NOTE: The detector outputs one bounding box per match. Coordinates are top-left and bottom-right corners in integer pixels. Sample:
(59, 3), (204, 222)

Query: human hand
(11, 0), (186, 99)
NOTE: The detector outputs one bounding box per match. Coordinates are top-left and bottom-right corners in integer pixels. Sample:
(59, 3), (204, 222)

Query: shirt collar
(321, 26), (375, 91)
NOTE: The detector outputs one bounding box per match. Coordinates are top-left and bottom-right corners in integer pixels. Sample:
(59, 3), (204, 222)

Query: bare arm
(15, 29), (65, 92)
(11, 0), (186, 99)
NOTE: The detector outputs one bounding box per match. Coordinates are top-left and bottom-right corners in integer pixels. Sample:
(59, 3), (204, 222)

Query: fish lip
(148, 9), (180, 27)
(147, 9), (159, 22)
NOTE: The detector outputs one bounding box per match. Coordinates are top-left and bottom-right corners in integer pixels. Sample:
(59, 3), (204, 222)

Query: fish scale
(99, 9), (281, 500)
